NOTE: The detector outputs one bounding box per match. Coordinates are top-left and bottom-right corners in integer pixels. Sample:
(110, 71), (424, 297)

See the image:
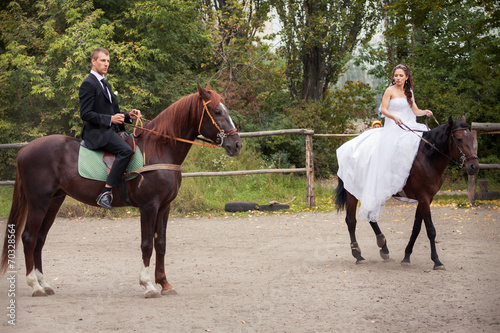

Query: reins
(397, 118), (477, 167)
(126, 98), (238, 149)
(425, 114), (440, 130)
(129, 117), (220, 149)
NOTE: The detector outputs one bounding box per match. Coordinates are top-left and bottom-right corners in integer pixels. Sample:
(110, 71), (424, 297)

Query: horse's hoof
(161, 288), (178, 296)
(433, 265), (446, 271)
(32, 290), (48, 297)
(380, 250), (390, 260)
(44, 287), (55, 296)
(144, 289), (161, 298)
(355, 258), (366, 264)
(401, 260), (410, 266)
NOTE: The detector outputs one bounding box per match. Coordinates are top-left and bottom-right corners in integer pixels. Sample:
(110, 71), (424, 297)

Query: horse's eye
(215, 110), (222, 116)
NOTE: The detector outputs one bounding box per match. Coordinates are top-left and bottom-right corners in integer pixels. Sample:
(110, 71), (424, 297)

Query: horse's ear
(197, 83), (210, 101)
(447, 116), (454, 131)
(460, 114), (466, 123)
(204, 83), (211, 91)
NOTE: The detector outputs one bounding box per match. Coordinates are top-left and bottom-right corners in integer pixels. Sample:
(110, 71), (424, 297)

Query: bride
(336, 64), (434, 222)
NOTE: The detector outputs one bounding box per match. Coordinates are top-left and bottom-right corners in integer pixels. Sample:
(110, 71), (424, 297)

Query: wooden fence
(2, 123), (497, 207)
(467, 122), (500, 203)
(0, 129), (337, 209)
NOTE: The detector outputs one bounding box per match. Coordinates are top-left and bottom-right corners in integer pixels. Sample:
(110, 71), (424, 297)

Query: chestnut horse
(336, 115), (479, 269)
(1, 85), (242, 297)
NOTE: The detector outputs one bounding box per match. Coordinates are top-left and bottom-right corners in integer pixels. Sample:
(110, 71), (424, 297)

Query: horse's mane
(421, 119), (469, 160)
(141, 88), (223, 162)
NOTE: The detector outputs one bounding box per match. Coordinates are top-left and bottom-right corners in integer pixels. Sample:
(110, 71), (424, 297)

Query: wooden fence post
(305, 132), (315, 208)
(468, 129), (478, 204)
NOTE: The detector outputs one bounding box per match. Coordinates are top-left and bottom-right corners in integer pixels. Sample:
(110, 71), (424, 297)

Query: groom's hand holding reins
(111, 113), (125, 124)
(111, 109), (141, 124)
(130, 109), (141, 120)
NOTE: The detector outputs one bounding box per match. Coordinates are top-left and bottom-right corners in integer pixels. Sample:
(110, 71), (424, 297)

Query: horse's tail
(335, 177), (347, 212)
(1, 163), (28, 275)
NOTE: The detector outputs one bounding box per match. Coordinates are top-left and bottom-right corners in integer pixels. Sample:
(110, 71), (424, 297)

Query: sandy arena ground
(1, 200), (499, 332)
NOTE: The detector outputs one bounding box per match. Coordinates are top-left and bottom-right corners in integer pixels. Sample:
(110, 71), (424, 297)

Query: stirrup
(96, 190), (113, 210)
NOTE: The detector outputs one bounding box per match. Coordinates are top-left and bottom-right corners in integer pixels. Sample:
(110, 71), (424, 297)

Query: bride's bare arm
(411, 100), (433, 117)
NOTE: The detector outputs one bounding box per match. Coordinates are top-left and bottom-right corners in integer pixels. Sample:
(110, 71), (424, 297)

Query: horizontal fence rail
(313, 133), (359, 137)
(0, 143), (29, 149)
(182, 168), (307, 178)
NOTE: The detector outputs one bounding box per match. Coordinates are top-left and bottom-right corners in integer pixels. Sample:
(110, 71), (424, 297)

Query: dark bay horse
(336, 115), (479, 269)
(1, 85), (242, 297)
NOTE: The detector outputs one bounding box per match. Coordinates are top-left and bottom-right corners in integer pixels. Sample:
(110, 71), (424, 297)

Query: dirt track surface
(1, 200), (499, 332)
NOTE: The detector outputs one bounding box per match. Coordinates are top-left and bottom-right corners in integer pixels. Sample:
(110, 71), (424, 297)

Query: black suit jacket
(79, 74), (132, 149)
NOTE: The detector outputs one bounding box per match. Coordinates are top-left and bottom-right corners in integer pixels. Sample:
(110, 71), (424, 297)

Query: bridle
(449, 127), (478, 167)
(130, 99), (238, 149)
(198, 100), (239, 147)
(398, 121), (478, 168)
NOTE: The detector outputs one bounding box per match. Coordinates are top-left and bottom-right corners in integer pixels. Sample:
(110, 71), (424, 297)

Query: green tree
(200, 0), (284, 128)
(115, 0), (216, 115)
(0, 0), (114, 178)
(0, 0), (115, 138)
(272, 0), (381, 101)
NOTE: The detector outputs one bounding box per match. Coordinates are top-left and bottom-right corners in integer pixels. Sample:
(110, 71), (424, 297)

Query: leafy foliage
(201, 0), (284, 129)
(359, 0), (499, 123)
(272, 0), (381, 101)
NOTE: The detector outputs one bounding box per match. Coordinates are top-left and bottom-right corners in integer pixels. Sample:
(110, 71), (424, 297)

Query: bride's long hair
(391, 64), (413, 107)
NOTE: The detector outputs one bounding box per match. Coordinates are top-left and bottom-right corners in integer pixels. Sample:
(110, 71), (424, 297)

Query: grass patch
(432, 194), (500, 209)
(0, 186), (13, 220)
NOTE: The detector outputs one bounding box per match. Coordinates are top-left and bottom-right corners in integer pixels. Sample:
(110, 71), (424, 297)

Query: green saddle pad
(78, 145), (144, 181)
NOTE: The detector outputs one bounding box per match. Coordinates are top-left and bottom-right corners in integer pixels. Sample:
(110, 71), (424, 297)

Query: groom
(79, 47), (141, 209)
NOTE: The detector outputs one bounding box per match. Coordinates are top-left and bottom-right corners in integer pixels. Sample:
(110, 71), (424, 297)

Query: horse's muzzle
(223, 135), (242, 157)
(465, 159), (480, 176)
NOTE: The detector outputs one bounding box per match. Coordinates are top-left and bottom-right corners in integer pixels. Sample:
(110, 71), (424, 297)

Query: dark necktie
(101, 78), (112, 103)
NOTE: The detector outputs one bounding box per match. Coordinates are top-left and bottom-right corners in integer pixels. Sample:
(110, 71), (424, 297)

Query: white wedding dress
(336, 97), (428, 222)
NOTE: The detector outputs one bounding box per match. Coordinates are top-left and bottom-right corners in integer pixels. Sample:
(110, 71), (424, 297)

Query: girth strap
(124, 164), (182, 187)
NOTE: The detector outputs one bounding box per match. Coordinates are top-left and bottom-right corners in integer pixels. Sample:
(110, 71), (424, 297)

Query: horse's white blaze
(35, 269), (51, 289)
(221, 103), (236, 129)
(139, 263), (157, 294)
(26, 270), (44, 293)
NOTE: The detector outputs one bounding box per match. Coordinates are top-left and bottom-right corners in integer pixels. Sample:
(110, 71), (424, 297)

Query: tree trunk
(301, 45), (325, 101)
(384, 0), (395, 64)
